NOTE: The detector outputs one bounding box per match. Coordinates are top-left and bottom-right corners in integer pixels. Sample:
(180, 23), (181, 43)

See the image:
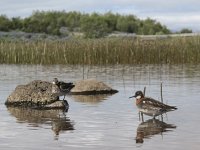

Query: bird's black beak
(129, 95), (136, 98)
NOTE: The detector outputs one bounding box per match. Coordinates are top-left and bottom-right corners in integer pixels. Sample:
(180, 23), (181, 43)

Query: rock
(5, 79), (118, 109)
(70, 79), (118, 95)
(5, 80), (67, 110)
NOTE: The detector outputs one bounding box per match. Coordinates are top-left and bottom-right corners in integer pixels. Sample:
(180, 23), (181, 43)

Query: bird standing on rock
(52, 78), (75, 100)
(129, 91), (177, 118)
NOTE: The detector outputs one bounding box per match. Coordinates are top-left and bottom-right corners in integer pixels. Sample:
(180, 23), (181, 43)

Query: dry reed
(0, 36), (200, 65)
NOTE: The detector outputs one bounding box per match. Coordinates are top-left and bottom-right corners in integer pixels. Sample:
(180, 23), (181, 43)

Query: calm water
(0, 64), (200, 150)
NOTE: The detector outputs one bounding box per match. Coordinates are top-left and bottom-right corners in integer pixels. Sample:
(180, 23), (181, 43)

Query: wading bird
(52, 78), (75, 100)
(129, 91), (177, 118)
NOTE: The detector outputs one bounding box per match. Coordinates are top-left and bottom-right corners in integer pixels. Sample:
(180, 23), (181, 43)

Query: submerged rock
(5, 80), (67, 110)
(70, 79), (118, 95)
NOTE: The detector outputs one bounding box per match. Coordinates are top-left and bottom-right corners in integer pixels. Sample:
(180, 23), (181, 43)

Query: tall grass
(0, 36), (200, 65)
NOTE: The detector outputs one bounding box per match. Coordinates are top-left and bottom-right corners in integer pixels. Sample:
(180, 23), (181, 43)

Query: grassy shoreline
(1, 36), (200, 65)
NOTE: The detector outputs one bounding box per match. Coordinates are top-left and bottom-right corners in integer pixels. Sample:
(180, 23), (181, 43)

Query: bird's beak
(129, 95), (136, 98)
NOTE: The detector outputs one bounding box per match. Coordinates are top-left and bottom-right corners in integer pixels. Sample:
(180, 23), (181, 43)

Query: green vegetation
(180, 28), (193, 33)
(1, 36), (200, 65)
(0, 11), (171, 38)
(0, 11), (197, 65)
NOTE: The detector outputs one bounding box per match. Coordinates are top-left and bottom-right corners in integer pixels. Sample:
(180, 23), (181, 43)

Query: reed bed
(0, 36), (200, 65)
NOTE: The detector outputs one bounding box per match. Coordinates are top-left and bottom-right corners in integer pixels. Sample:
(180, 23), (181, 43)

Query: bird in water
(129, 91), (177, 118)
(52, 78), (75, 100)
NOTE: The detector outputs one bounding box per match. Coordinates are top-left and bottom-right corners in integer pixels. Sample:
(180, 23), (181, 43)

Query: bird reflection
(6, 107), (74, 139)
(136, 119), (176, 143)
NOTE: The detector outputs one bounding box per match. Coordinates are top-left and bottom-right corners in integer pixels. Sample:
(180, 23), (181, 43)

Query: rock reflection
(71, 94), (112, 104)
(7, 107), (74, 139)
(136, 119), (176, 143)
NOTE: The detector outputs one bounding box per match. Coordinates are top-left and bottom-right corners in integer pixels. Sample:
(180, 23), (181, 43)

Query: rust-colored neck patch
(136, 98), (143, 105)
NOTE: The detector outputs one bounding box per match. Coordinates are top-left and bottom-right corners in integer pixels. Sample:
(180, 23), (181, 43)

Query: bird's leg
(138, 112), (141, 121)
(63, 95), (65, 100)
(139, 112), (144, 122)
(161, 114), (163, 122)
(141, 112), (144, 122)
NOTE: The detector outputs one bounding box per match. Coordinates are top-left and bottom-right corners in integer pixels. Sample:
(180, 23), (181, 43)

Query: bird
(129, 91), (177, 118)
(52, 78), (75, 100)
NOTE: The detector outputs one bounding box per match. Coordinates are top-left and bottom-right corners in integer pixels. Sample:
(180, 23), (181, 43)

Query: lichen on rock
(5, 80), (66, 109)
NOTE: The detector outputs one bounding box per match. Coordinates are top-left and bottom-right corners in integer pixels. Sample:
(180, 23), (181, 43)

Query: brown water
(0, 64), (200, 150)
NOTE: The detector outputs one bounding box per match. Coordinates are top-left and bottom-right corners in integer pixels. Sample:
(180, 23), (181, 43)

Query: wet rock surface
(70, 79), (118, 95)
(5, 80), (66, 109)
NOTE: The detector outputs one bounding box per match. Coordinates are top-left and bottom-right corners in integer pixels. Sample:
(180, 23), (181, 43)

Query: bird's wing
(60, 82), (74, 91)
(142, 97), (167, 110)
(142, 97), (177, 110)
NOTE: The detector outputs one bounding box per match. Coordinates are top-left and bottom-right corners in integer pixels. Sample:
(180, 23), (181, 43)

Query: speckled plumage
(52, 78), (74, 100)
(130, 91), (177, 118)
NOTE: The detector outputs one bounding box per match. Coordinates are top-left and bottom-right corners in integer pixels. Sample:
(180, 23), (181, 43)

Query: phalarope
(130, 91), (177, 118)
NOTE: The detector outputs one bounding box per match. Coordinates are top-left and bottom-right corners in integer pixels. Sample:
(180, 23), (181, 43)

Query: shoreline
(1, 31), (200, 41)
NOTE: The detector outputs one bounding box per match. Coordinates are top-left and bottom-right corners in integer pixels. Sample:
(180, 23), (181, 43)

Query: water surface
(0, 64), (200, 150)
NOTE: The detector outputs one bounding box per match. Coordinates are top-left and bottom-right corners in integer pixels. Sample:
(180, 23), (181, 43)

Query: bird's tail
(169, 105), (177, 111)
(161, 105), (177, 113)
(171, 106), (178, 110)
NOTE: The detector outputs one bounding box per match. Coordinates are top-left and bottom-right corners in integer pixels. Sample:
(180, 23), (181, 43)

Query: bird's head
(129, 91), (144, 99)
(52, 78), (59, 85)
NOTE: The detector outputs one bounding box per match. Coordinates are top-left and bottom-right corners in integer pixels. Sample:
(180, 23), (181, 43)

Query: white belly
(139, 108), (162, 117)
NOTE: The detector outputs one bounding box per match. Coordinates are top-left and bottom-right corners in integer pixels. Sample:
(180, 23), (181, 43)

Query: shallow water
(0, 64), (200, 150)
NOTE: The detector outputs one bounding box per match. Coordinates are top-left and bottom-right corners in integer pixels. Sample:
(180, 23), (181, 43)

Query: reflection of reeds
(1, 37), (200, 64)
